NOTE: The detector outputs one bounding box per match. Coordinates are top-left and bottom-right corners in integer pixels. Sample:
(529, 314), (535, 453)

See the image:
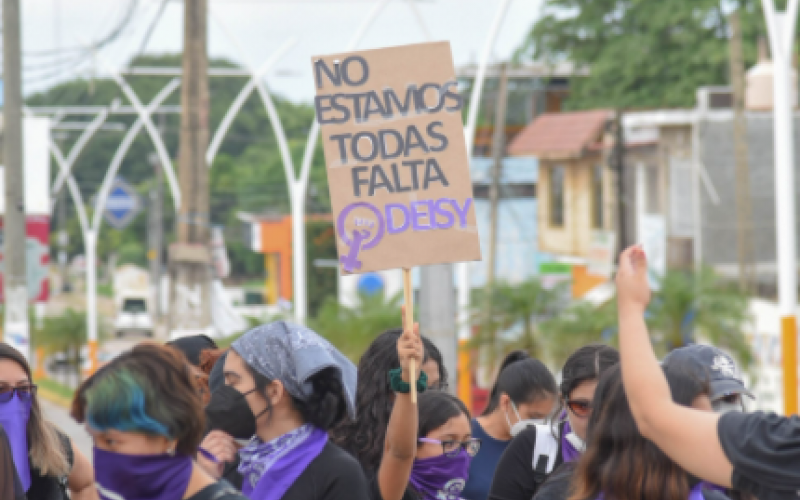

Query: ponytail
(482, 350), (557, 416)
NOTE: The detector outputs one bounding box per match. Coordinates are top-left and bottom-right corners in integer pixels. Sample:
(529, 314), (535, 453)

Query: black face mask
(205, 385), (257, 440)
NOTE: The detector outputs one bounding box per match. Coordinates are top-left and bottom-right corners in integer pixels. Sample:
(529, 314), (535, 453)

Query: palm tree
(647, 267), (753, 367)
(541, 300), (617, 366)
(539, 267), (753, 369)
(472, 277), (569, 358)
(310, 291), (403, 361)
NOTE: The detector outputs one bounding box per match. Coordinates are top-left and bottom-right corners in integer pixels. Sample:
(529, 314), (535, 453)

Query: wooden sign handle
(403, 268), (417, 404)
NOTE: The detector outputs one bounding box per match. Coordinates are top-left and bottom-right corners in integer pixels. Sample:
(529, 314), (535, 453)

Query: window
(591, 164), (604, 228)
(549, 166), (565, 227)
(645, 165), (660, 215)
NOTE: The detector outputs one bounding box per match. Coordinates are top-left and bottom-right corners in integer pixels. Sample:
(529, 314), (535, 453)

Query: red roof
(508, 109), (612, 159)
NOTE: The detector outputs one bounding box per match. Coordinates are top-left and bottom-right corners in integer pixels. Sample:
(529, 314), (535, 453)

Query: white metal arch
(50, 109), (110, 210)
(205, 37), (298, 167)
(83, 42), (182, 210)
(458, 0), (515, 342)
(209, 1), (394, 322)
(92, 78), (182, 234)
(84, 78), (181, 371)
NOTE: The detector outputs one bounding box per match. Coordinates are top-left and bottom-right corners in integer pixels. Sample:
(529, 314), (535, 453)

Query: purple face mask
(0, 392), (32, 491)
(94, 447), (193, 500)
(409, 448), (471, 500)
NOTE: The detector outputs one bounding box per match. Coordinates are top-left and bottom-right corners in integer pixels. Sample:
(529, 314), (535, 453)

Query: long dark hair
(569, 364), (707, 500)
(0, 343), (69, 476)
(482, 350), (557, 416)
(331, 328), (440, 470)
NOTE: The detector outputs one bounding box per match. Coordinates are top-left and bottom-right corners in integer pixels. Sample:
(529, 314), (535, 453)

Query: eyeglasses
(566, 398), (592, 418)
(0, 385), (37, 403)
(418, 437), (481, 458)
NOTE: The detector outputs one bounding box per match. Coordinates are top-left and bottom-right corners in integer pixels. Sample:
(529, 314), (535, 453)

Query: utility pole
(169, 0), (212, 338)
(148, 153), (164, 321)
(729, 11), (755, 293)
(761, 0), (799, 416)
(612, 110), (627, 253)
(420, 65), (510, 392)
(3, 0), (29, 359)
(481, 63), (509, 349)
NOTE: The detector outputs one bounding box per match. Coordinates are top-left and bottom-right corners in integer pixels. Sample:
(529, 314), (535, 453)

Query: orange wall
(260, 217), (293, 302)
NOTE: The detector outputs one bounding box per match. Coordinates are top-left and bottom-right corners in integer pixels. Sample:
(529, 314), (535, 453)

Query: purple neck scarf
(0, 393), (31, 491)
(560, 417), (582, 463)
(239, 424), (328, 500)
(94, 447), (193, 500)
(409, 448), (471, 500)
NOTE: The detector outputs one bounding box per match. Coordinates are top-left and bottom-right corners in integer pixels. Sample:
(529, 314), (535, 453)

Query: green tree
(310, 292), (403, 361)
(33, 309), (89, 356)
(538, 268), (753, 368)
(520, 0), (766, 109)
(541, 300), (617, 365)
(647, 267), (753, 367)
(472, 278), (569, 358)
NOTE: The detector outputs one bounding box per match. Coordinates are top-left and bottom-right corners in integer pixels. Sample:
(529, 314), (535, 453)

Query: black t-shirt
(278, 442), (369, 500)
(366, 468), (420, 500)
(489, 424), (565, 500)
(27, 430), (74, 500)
(718, 411), (800, 500)
(189, 481), (249, 500)
(532, 463), (575, 500)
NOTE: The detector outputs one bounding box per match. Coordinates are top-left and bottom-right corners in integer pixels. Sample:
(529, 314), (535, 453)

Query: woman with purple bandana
(205, 321), (369, 500)
(71, 343), (247, 500)
(369, 311), (480, 500)
(488, 344), (619, 500)
(0, 343), (95, 500)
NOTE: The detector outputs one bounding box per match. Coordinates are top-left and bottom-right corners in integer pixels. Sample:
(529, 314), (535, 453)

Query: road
(40, 398), (93, 462)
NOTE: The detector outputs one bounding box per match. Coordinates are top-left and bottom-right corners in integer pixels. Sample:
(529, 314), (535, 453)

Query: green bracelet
(388, 367), (428, 394)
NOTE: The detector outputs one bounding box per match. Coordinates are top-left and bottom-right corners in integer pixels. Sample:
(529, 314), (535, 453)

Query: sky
(20, 0), (543, 104)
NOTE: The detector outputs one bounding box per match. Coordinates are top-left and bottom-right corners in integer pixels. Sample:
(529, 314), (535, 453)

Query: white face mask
(505, 401), (546, 437)
(565, 432), (586, 452)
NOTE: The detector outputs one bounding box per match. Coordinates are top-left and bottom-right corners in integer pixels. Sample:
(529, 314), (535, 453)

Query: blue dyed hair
(84, 368), (171, 437)
(72, 342), (206, 455)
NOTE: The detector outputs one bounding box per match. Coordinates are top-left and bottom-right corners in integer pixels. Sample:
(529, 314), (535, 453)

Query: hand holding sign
(399, 302), (422, 404)
(402, 269), (419, 404)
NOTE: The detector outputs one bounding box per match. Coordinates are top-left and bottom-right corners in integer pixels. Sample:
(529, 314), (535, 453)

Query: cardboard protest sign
(312, 41), (482, 274)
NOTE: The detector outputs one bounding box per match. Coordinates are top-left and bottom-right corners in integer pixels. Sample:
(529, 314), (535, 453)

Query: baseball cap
(661, 344), (754, 401)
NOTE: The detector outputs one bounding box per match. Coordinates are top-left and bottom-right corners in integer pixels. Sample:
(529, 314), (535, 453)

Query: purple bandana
(560, 415), (582, 463)
(239, 424), (328, 500)
(409, 448), (471, 500)
(0, 393), (31, 491)
(94, 447), (193, 500)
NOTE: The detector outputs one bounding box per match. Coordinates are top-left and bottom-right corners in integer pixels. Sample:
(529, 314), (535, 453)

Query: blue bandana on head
(231, 321), (358, 419)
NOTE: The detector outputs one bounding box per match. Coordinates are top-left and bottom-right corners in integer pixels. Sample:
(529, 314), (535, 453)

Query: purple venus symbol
(336, 202), (385, 273)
